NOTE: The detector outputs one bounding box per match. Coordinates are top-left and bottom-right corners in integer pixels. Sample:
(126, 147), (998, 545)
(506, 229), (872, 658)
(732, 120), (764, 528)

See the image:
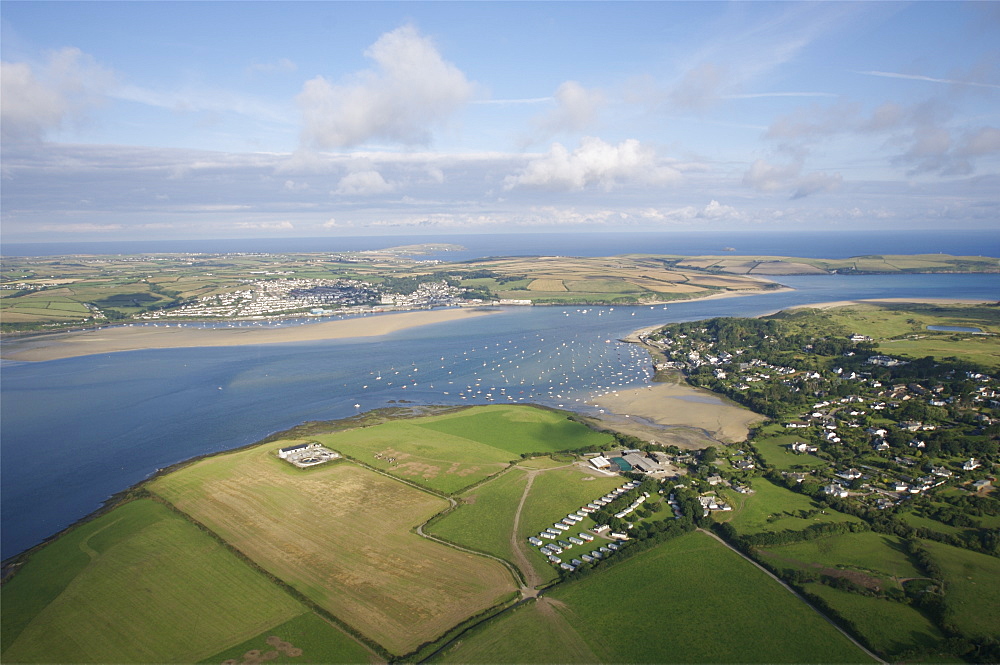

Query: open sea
(2, 232), (999, 559)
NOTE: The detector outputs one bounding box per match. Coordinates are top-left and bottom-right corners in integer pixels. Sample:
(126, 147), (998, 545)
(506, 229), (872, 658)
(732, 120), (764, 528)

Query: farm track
(697, 529), (887, 664)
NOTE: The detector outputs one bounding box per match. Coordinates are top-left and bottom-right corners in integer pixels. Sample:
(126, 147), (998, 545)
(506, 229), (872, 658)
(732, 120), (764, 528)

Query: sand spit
(1, 308), (498, 362)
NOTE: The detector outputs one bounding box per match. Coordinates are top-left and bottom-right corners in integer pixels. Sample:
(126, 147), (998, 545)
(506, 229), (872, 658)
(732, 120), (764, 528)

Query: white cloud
(536, 81), (605, 134)
(297, 25), (474, 148)
(1, 47), (115, 142)
(697, 200), (740, 219)
(503, 137), (680, 191)
(38, 223), (123, 233)
(858, 70), (1000, 91)
(792, 172), (842, 199)
(234, 221), (294, 230)
(333, 169), (395, 196)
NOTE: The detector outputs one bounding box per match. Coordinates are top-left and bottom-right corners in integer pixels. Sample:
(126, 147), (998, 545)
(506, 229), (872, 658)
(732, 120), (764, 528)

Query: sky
(2, 1), (999, 243)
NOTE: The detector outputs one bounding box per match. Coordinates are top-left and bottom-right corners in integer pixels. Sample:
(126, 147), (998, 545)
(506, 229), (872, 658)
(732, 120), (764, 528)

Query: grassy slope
(316, 405), (611, 494)
(801, 583), (945, 657)
(437, 531), (874, 664)
(199, 612), (376, 665)
(2, 499), (306, 664)
(759, 532), (924, 588)
(717, 477), (863, 534)
(922, 540), (1000, 640)
(148, 447), (516, 655)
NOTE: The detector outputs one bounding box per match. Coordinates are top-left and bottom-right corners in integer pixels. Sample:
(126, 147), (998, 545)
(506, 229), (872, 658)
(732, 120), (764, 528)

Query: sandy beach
(783, 297), (995, 312)
(588, 379), (766, 445)
(0, 308), (499, 362)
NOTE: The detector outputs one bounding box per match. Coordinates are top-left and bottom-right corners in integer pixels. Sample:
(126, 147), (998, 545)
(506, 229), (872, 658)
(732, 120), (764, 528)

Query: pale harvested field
(589, 381), (765, 443)
(149, 446), (516, 655)
(527, 278), (567, 291)
(0, 308), (497, 362)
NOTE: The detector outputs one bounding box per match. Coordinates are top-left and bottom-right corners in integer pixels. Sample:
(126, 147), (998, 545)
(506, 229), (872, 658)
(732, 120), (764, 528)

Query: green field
(1, 499), (310, 664)
(759, 532), (924, 590)
(435, 531), (875, 663)
(717, 477), (863, 535)
(427, 467), (529, 567)
(752, 434), (831, 471)
(821, 303), (1000, 369)
(199, 612), (376, 665)
(316, 405), (612, 494)
(801, 583), (946, 657)
(922, 540), (1000, 640)
(148, 445), (516, 655)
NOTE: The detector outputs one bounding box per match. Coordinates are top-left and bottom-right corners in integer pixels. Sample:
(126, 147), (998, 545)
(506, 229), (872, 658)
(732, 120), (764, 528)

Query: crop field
(1, 499), (307, 664)
(921, 540), (1000, 640)
(317, 405), (612, 494)
(752, 434), (831, 471)
(426, 467), (529, 566)
(148, 446), (517, 655)
(200, 612), (378, 665)
(800, 583), (945, 656)
(436, 531), (873, 663)
(758, 532), (923, 590)
(717, 478), (863, 534)
(527, 278), (567, 291)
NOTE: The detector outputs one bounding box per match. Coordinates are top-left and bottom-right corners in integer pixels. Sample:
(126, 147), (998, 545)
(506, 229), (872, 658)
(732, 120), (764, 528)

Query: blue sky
(2, 1), (999, 242)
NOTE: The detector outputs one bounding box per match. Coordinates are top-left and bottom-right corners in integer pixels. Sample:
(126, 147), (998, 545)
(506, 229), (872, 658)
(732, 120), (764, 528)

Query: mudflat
(1, 308), (497, 362)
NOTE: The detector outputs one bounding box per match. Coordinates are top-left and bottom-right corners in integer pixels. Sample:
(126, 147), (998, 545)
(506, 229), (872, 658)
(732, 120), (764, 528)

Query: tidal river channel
(2, 273), (997, 559)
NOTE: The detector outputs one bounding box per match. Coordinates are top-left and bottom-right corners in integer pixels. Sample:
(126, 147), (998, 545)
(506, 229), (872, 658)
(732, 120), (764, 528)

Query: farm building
(276, 442), (341, 468)
(589, 456), (612, 470)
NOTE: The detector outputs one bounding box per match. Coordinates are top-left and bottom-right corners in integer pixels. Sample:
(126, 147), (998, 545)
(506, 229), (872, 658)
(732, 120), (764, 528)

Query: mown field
(716, 477), (863, 534)
(1, 499), (323, 664)
(316, 405), (612, 494)
(148, 445), (517, 655)
(435, 531), (874, 663)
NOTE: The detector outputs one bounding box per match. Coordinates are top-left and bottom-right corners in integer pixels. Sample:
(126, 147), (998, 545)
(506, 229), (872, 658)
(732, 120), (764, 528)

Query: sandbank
(588, 380), (766, 444)
(783, 297), (995, 312)
(1, 308), (498, 362)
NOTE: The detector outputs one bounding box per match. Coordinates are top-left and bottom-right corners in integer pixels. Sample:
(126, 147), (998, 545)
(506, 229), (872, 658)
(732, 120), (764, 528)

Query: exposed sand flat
(1, 308), (498, 362)
(588, 380), (766, 444)
(786, 297), (995, 311)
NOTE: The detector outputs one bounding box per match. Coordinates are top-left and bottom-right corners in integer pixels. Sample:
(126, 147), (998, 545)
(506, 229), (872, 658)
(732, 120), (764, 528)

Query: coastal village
(633, 316), (997, 528)
(137, 278), (473, 320)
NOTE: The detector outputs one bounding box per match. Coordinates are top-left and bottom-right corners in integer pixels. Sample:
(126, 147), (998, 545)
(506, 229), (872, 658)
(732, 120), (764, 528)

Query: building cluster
(528, 481), (642, 572)
(378, 281), (465, 308)
(646, 322), (997, 515)
(141, 278), (382, 319)
(277, 442), (341, 468)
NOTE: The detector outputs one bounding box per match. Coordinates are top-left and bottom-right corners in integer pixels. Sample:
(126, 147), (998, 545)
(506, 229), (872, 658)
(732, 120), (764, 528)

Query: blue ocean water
(3, 229), (999, 259)
(1, 270), (999, 558)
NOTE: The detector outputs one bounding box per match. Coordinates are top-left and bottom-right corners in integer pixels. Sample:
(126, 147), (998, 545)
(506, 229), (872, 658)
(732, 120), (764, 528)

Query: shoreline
(605, 296), (998, 445)
(0, 307), (499, 362)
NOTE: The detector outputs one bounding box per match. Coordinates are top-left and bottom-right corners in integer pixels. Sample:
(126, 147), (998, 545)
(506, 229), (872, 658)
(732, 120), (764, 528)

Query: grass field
(717, 477), (863, 534)
(427, 467), (529, 566)
(821, 303), (1000, 369)
(758, 532), (924, 590)
(516, 465), (625, 583)
(752, 434), (831, 471)
(1, 499), (308, 664)
(199, 612), (378, 664)
(435, 531), (874, 663)
(801, 583), (945, 657)
(922, 539), (1000, 640)
(316, 405), (612, 494)
(148, 446), (517, 655)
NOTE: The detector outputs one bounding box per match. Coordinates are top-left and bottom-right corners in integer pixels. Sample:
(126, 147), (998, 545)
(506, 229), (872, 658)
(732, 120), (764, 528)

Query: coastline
(0, 307), (499, 362)
(605, 296), (998, 445)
